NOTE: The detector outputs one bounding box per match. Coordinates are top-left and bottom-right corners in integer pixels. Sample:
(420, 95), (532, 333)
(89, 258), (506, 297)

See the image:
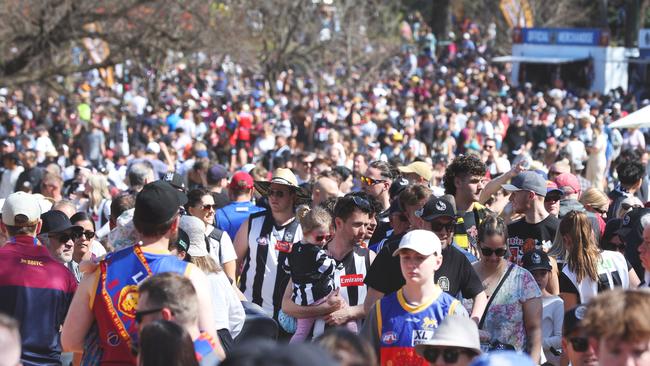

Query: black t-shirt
(364, 236), (484, 299)
(506, 215), (560, 264)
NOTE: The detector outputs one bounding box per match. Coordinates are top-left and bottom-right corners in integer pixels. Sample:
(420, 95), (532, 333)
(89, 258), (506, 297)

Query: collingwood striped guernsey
(239, 210), (303, 319)
(312, 245), (370, 337)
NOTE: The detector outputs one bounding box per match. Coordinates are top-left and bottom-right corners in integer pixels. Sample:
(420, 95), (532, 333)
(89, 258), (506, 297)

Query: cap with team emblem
(415, 196), (456, 222)
(162, 172), (186, 192)
(521, 249), (552, 272)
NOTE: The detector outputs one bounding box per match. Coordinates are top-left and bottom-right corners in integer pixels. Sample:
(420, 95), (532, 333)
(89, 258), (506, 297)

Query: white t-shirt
(208, 271), (245, 337)
(205, 225), (237, 265)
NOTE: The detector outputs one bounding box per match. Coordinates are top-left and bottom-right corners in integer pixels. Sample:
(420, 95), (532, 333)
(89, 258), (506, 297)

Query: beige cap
(398, 161), (433, 181)
(2, 192), (41, 226)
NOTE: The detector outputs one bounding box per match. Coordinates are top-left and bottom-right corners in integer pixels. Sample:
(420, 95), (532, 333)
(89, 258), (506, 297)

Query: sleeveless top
(376, 287), (460, 366)
(92, 245), (189, 365)
(562, 250), (629, 304)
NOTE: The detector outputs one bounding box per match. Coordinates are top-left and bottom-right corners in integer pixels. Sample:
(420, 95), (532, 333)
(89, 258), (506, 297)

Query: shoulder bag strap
(478, 263), (515, 329)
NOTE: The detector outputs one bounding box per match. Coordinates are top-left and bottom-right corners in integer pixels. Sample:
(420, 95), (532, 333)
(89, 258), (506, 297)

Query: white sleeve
(218, 231), (237, 264)
(209, 273), (230, 332)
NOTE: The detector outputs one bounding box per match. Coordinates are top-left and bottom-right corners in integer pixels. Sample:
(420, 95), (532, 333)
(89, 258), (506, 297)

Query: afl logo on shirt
(382, 331), (398, 345)
(437, 276), (450, 291)
(107, 331), (120, 346)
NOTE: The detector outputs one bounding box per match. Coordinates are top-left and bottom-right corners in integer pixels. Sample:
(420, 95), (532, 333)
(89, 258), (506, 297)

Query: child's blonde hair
(296, 205), (332, 234)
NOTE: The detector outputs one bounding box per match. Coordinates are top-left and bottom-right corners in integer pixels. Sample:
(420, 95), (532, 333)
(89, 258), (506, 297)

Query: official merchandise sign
(517, 28), (605, 46)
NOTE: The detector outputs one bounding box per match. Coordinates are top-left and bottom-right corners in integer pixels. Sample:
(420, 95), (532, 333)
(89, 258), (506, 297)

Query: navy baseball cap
(416, 196), (456, 221)
(134, 180), (188, 225)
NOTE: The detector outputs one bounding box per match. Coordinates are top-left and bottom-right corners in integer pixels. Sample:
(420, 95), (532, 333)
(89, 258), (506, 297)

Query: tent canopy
(609, 105), (650, 129)
(491, 55), (588, 64)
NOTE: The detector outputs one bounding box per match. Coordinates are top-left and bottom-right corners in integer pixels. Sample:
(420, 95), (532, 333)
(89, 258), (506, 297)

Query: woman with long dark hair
(138, 320), (198, 366)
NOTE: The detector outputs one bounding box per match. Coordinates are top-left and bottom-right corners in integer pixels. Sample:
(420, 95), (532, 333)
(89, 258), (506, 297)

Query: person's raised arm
(479, 160), (525, 204)
(523, 296), (542, 364)
(61, 271), (97, 352)
(233, 219), (250, 277)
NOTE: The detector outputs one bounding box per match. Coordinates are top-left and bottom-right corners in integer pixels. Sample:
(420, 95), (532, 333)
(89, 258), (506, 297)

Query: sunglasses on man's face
(268, 189), (290, 198)
(360, 175), (386, 186)
(314, 234), (332, 242)
(569, 337), (589, 352)
(134, 308), (164, 324)
(481, 247), (507, 257)
(55, 231), (82, 243)
(431, 221), (455, 233)
(422, 347), (471, 364)
(545, 194), (562, 203)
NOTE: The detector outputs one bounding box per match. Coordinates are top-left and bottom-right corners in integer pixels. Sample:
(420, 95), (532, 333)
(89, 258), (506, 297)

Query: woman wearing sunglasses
(470, 215), (542, 363)
(185, 188), (237, 281)
(70, 212), (106, 274)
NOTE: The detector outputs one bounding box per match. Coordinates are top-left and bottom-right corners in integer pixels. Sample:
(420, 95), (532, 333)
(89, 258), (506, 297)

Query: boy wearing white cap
(362, 230), (468, 365)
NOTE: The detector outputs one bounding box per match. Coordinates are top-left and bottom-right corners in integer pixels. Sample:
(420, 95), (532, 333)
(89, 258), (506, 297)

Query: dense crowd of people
(2, 12), (650, 366)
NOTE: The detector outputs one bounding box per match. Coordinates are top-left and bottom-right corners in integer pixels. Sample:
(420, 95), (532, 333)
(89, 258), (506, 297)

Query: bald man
(312, 176), (340, 206)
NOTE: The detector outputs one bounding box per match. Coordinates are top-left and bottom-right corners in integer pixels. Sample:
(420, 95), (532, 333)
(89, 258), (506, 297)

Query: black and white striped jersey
(239, 211), (303, 319)
(312, 245), (370, 337)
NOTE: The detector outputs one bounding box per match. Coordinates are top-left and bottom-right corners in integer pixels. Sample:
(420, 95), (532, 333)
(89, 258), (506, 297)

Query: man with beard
(61, 181), (222, 365)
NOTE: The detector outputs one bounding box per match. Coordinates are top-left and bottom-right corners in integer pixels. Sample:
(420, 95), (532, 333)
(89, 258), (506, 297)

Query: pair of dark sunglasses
(360, 175), (386, 186)
(268, 189), (289, 198)
(569, 337), (589, 352)
(422, 348), (474, 363)
(80, 230), (95, 239)
(54, 231), (82, 242)
(201, 204), (217, 211)
(545, 194), (562, 203)
(314, 234), (332, 242)
(481, 247), (507, 257)
(431, 221), (455, 233)
(134, 308), (164, 324)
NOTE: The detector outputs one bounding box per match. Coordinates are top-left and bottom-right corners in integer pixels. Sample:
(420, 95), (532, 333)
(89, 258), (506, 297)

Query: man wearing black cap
(363, 195), (487, 323)
(61, 180), (223, 364)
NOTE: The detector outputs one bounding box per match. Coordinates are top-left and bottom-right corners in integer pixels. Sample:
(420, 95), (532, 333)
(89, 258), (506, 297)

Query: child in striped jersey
(282, 205), (357, 343)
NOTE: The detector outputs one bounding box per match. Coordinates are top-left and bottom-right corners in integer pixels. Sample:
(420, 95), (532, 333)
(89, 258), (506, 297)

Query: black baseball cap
(162, 172), (186, 192)
(563, 305), (588, 335)
(416, 196), (456, 221)
(134, 180), (188, 226)
(389, 176), (410, 199)
(40, 210), (82, 235)
(522, 249), (552, 272)
(173, 228), (190, 252)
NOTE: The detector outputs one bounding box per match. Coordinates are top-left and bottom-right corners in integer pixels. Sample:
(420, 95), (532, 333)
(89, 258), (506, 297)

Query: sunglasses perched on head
(422, 348), (473, 363)
(569, 337), (589, 352)
(350, 195), (372, 211)
(481, 247), (507, 257)
(360, 175), (386, 186)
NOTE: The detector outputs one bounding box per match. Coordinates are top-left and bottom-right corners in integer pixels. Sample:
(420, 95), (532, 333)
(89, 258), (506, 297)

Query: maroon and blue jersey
(375, 288), (461, 366)
(92, 245), (189, 365)
(0, 236), (77, 366)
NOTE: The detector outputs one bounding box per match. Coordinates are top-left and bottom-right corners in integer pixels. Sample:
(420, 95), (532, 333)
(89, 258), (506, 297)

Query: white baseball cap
(179, 215), (209, 257)
(2, 192), (41, 226)
(393, 230), (442, 257)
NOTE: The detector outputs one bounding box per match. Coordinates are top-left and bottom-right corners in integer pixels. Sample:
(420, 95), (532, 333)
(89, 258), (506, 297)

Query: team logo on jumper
(422, 317), (438, 329)
(382, 331), (398, 345)
(117, 285), (139, 318)
(257, 237), (268, 246)
(532, 253), (541, 264)
(339, 274), (364, 287)
(574, 305), (587, 320)
(437, 276), (450, 291)
(106, 331), (120, 346)
(412, 329), (435, 345)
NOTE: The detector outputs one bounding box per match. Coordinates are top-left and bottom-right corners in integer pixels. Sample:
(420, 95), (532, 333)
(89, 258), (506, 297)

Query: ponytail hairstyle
(296, 205), (332, 235)
(560, 211), (601, 283)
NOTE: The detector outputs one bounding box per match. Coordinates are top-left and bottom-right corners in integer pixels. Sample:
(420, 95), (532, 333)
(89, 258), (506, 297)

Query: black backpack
(205, 227), (224, 260)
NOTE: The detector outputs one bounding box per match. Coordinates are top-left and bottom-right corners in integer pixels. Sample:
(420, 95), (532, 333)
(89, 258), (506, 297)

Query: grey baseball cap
(502, 171), (547, 197)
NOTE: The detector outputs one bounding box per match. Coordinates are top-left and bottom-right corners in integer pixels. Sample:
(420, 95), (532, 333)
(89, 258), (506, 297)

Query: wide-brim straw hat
(254, 168), (310, 204)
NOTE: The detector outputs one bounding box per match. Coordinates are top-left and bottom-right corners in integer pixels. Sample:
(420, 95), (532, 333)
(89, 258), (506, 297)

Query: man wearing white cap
(0, 192), (77, 366)
(362, 230), (468, 365)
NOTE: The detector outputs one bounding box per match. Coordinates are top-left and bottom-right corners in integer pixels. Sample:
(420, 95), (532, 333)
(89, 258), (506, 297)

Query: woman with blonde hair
(84, 174), (111, 230)
(558, 211), (632, 312)
(579, 187), (609, 235)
